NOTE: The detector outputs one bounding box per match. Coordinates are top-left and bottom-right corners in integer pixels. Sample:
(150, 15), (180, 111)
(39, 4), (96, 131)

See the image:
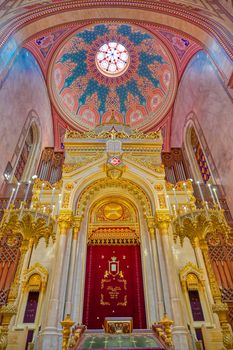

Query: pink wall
(171, 51), (233, 214)
(0, 48), (54, 186)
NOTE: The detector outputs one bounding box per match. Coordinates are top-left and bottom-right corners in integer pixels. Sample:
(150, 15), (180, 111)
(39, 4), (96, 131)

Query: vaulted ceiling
(0, 0), (232, 146)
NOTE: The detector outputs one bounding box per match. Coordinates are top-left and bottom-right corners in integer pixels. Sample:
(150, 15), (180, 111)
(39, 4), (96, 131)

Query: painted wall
(0, 48), (53, 186)
(171, 50), (233, 214)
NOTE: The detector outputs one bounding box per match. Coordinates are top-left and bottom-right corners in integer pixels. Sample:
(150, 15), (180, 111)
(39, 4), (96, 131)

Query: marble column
(193, 237), (216, 325)
(147, 216), (165, 319)
(156, 212), (190, 350)
(65, 216), (82, 315)
(40, 210), (73, 350)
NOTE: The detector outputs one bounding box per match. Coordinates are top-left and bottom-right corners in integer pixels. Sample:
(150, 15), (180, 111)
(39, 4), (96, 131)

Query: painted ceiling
(49, 23), (178, 131)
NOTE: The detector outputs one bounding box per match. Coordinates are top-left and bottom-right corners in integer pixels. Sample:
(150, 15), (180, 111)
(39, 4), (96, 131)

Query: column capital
(58, 210), (74, 235)
(73, 216), (83, 239)
(146, 216), (156, 239)
(155, 212), (171, 235)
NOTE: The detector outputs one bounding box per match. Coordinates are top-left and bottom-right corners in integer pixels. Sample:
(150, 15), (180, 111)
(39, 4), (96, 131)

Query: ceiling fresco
(49, 23), (178, 131)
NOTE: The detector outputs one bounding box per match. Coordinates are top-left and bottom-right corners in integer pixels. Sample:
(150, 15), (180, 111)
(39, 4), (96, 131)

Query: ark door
(82, 198), (146, 329)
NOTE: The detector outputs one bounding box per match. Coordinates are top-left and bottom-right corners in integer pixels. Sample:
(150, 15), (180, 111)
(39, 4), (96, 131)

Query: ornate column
(41, 209), (73, 350)
(147, 216), (165, 319)
(65, 216), (82, 315)
(200, 239), (233, 350)
(192, 237), (216, 325)
(155, 212), (190, 350)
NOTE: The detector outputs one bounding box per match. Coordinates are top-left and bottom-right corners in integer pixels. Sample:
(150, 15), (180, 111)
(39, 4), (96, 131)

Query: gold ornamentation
(123, 155), (164, 175)
(117, 295), (127, 306)
(173, 209), (233, 348)
(76, 178), (152, 217)
(159, 313), (173, 347)
(65, 183), (74, 191)
(155, 212), (171, 235)
(175, 180), (193, 191)
(63, 153), (103, 173)
(0, 213), (55, 247)
(61, 314), (75, 350)
(22, 263), (48, 292)
(158, 194), (166, 209)
(179, 262), (204, 291)
(58, 210), (74, 234)
(103, 203), (123, 221)
(62, 192), (70, 208)
(33, 179), (53, 190)
(173, 209), (230, 247)
(88, 227), (140, 245)
(73, 216), (83, 240)
(100, 293), (110, 306)
(146, 216), (155, 238)
(154, 184), (164, 191)
(65, 129), (161, 140)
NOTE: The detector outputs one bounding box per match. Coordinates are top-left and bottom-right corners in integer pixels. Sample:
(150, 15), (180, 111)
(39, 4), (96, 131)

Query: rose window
(96, 42), (129, 77)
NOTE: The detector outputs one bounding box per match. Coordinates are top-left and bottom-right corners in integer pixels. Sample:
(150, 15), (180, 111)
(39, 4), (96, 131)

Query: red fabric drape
(83, 245), (146, 329)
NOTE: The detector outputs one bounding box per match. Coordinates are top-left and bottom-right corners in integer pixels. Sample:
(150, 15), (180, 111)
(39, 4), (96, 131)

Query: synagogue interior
(0, 1), (232, 350)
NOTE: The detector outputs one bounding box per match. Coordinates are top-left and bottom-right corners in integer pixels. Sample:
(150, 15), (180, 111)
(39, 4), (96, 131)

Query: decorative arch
(179, 262), (205, 291)
(75, 177), (153, 218)
(22, 263), (48, 293)
(88, 195), (140, 245)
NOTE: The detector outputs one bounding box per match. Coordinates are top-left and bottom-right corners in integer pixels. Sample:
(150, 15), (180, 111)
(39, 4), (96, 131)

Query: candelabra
(0, 199), (56, 350)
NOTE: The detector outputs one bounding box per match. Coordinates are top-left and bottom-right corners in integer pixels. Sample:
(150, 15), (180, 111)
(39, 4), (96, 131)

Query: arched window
(184, 117), (214, 184)
(190, 127), (211, 184)
(14, 126), (34, 181)
(13, 120), (40, 182)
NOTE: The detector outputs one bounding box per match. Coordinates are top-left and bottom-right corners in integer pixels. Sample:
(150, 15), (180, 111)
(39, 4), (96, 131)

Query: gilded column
(65, 216), (82, 315)
(155, 212), (190, 350)
(41, 210), (73, 350)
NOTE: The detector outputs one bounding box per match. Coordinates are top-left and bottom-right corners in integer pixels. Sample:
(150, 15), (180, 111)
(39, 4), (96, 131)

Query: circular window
(96, 42), (129, 77)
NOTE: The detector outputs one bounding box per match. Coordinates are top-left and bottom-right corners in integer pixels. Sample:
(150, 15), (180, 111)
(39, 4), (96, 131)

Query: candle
(173, 204), (177, 217)
(183, 183), (190, 203)
(19, 202), (25, 219)
(208, 184), (216, 204)
(173, 188), (178, 209)
(23, 180), (31, 202)
(12, 182), (20, 205)
(52, 204), (55, 217)
(57, 193), (62, 215)
(166, 195), (173, 215)
(39, 182), (45, 202)
(196, 181), (205, 203)
(7, 187), (15, 209)
(51, 187), (55, 208)
(213, 188), (221, 209)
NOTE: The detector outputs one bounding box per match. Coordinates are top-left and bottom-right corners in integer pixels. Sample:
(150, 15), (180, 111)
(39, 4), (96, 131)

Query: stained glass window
(14, 127), (33, 181)
(96, 42), (129, 77)
(191, 128), (211, 183)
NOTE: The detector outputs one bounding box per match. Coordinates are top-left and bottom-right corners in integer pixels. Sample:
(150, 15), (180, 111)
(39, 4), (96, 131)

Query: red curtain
(83, 245), (146, 329)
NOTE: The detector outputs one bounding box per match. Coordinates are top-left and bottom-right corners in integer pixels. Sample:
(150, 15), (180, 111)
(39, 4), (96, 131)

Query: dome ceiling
(49, 23), (177, 131)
